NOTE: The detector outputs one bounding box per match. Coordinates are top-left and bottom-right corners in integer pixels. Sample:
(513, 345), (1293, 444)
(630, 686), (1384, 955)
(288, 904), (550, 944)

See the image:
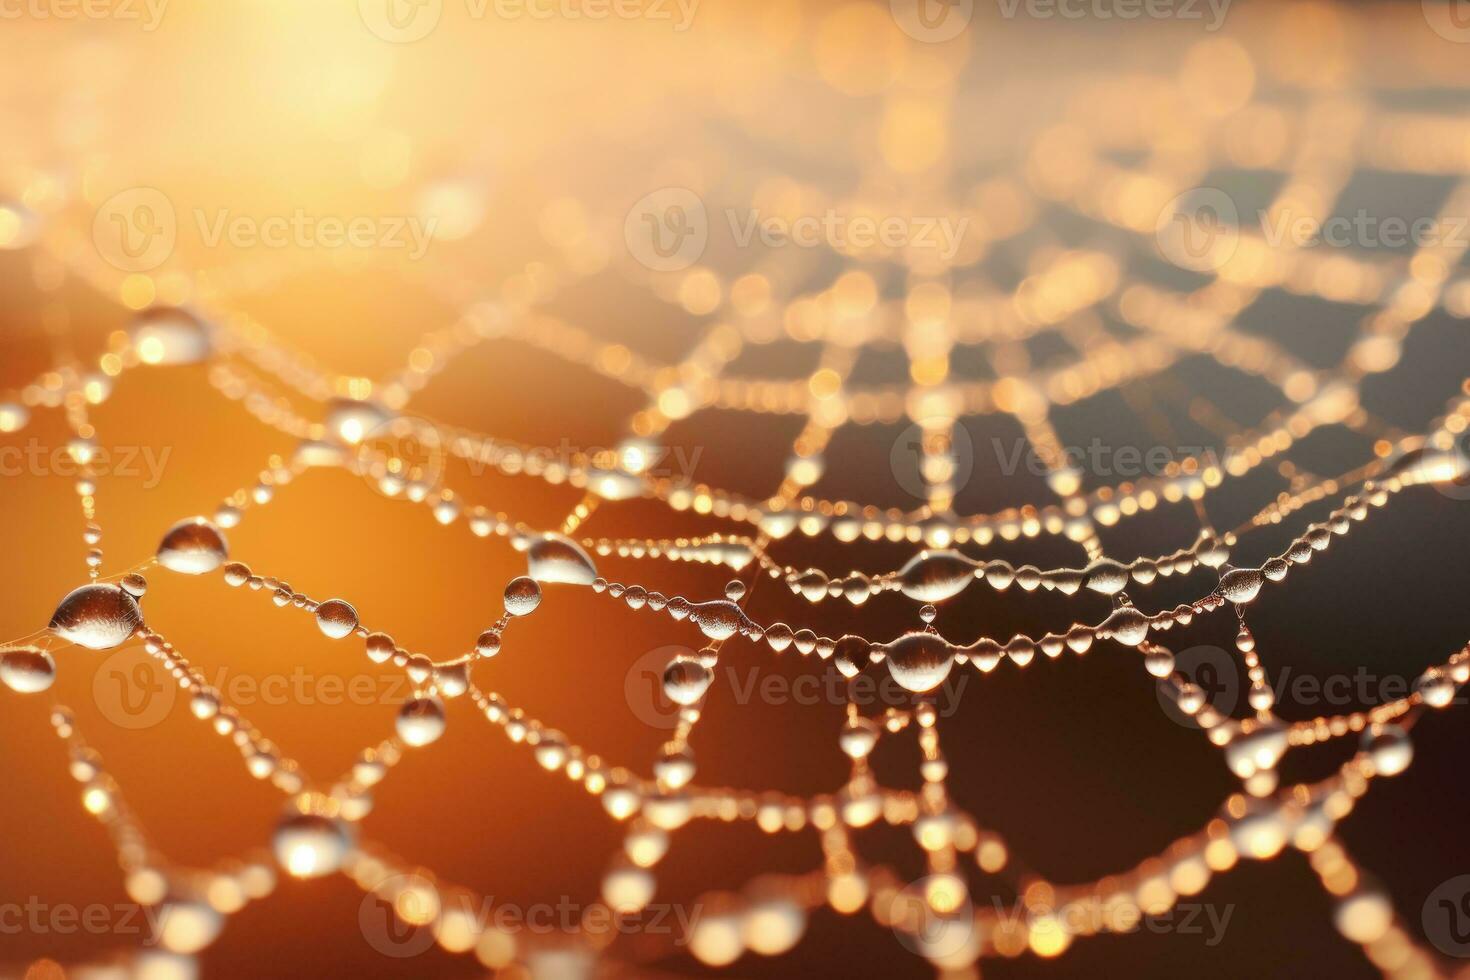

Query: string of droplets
(7, 31), (1470, 980)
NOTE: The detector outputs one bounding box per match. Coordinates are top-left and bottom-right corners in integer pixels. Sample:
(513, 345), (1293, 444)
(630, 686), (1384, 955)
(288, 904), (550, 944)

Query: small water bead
(314, 599), (359, 640)
(272, 812), (353, 879)
(688, 600), (749, 641)
(919, 604), (937, 624)
(603, 863), (657, 914)
(1218, 567), (1265, 605)
(1143, 647), (1174, 678)
(405, 654), (434, 685)
(724, 579), (746, 601)
(120, 573), (148, 598)
(1101, 605), (1150, 647)
(832, 635), (872, 679)
(397, 696), (447, 747)
(663, 656), (714, 706)
(157, 517), (229, 574)
(533, 731), (569, 770)
(475, 630), (502, 658)
(623, 585), (648, 609)
(436, 659), (472, 698)
(153, 895), (224, 954)
(897, 550), (979, 603)
(324, 397), (392, 446)
(365, 632), (396, 664)
(190, 690), (220, 719)
(764, 623), (794, 652)
(50, 582), (143, 650)
(503, 576), (542, 616)
(881, 631), (956, 693)
(654, 743), (696, 789)
(0, 647), (56, 693)
(82, 522), (102, 546)
(1334, 889), (1394, 945)
(1362, 724), (1412, 776)
(1416, 667), (1456, 708)
(1083, 558), (1130, 595)
(0, 401), (29, 433)
(129, 306), (213, 365)
(526, 532), (599, 585)
(1223, 721), (1288, 779)
(790, 568), (829, 602)
(839, 717), (880, 759)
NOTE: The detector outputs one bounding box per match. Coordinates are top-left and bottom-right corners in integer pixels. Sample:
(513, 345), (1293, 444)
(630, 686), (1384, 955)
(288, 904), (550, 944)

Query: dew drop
(157, 517), (229, 575)
(314, 599), (359, 640)
(273, 811), (353, 879)
(881, 631), (955, 693)
(49, 583), (143, 650)
(527, 532), (599, 585)
(662, 656), (714, 706)
(503, 576), (543, 616)
(397, 696), (447, 747)
(0, 646), (56, 693)
(897, 550), (978, 603)
(130, 306), (212, 366)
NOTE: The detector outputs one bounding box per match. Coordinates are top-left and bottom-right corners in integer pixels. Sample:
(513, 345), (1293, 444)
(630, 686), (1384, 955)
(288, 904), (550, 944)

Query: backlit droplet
(0, 647), (56, 693)
(1102, 606), (1150, 647)
(120, 573), (149, 598)
(881, 631), (955, 693)
(153, 896), (224, 954)
(0, 401), (28, 433)
(49, 583), (143, 650)
(273, 812), (353, 879)
(503, 576), (543, 616)
(1218, 567), (1264, 605)
(840, 717), (880, 759)
(315, 599), (359, 640)
(663, 656), (714, 706)
(897, 550), (978, 603)
(1362, 724), (1412, 776)
(324, 397), (392, 446)
(397, 696), (447, 747)
(724, 579), (746, 601)
(130, 307), (213, 366)
(1224, 721), (1288, 779)
(688, 600), (748, 641)
(832, 635), (871, 679)
(157, 517), (229, 574)
(527, 532), (599, 585)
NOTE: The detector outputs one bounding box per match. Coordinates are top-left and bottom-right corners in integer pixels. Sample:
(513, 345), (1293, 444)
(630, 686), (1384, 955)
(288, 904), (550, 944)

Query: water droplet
(724, 579), (746, 601)
(153, 896), (223, 954)
(273, 811), (352, 879)
(397, 696), (447, 747)
(1218, 567), (1264, 605)
(881, 632), (955, 693)
(839, 717), (879, 759)
(0, 647), (56, 693)
(130, 307), (212, 366)
(1102, 606), (1150, 647)
(527, 533), (598, 585)
(1362, 724), (1412, 777)
(315, 599), (359, 639)
(898, 550), (978, 603)
(1224, 721), (1288, 779)
(1083, 559), (1130, 595)
(324, 398), (392, 446)
(654, 742), (696, 788)
(662, 656), (714, 706)
(157, 517), (228, 574)
(688, 600), (748, 641)
(50, 583), (143, 650)
(832, 635), (872, 679)
(503, 576), (542, 616)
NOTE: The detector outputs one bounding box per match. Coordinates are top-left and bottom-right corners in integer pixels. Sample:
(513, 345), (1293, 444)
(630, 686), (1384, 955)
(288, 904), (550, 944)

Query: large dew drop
(273, 811), (353, 879)
(882, 632), (955, 693)
(50, 583), (143, 650)
(130, 307), (213, 366)
(0, 647), (56, 693)
(527, 532), (598, 585)
(157, 517), (229, 574)
(397, 695), (447, 747)
(324, 398), (392, 446)
(687, 600), (749, 641)
(662, 656), (714, 706)
(314, 599), (359, 639)
(897, 550), (979, 603)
